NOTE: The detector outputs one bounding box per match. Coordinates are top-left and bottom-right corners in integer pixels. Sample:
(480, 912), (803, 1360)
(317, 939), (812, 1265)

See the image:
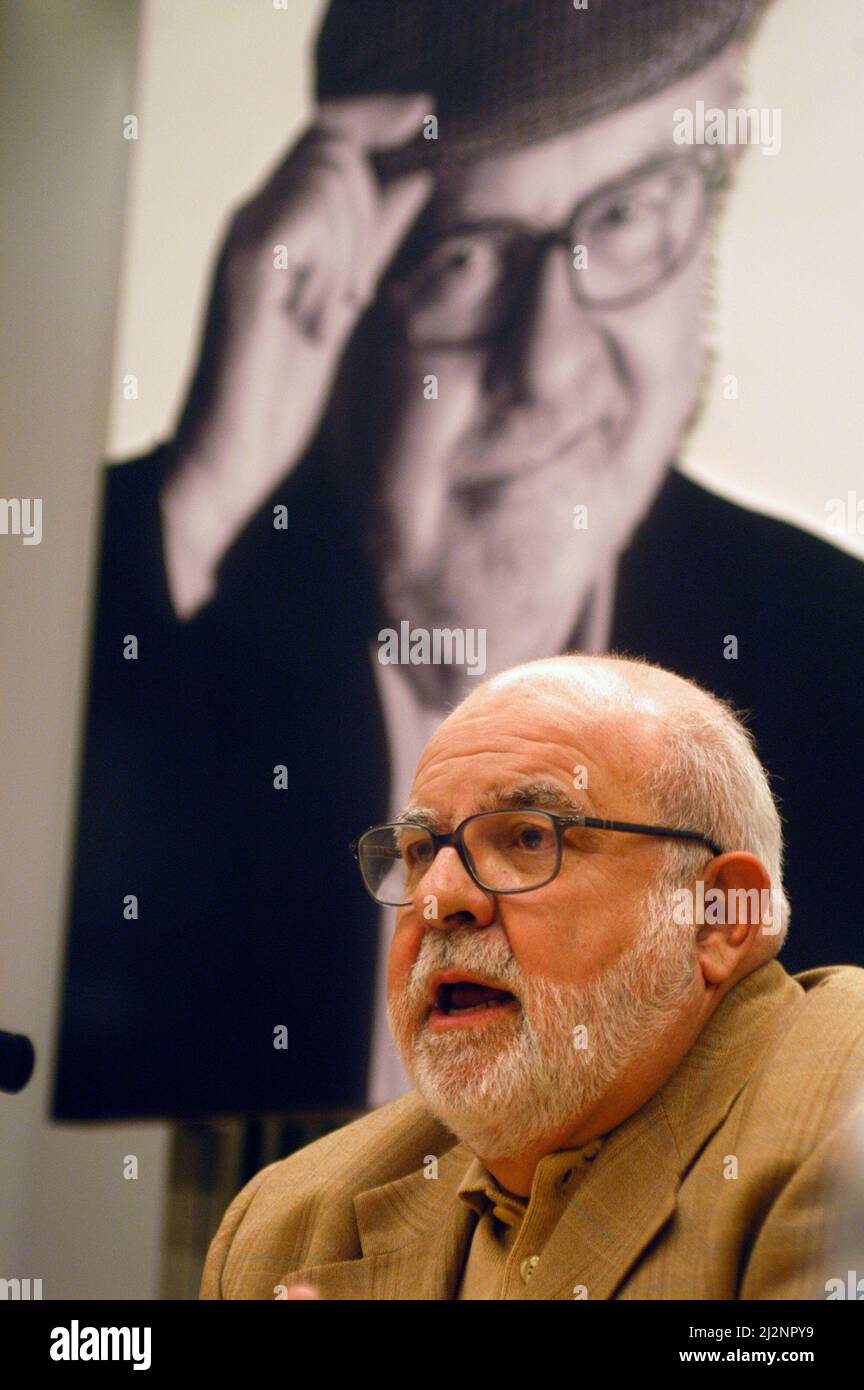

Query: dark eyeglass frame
(382, 145), (730, 349)
(349, 808), (724, 907)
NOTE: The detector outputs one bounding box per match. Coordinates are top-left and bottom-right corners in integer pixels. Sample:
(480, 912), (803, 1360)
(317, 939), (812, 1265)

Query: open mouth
(433, 980), (517, 1017)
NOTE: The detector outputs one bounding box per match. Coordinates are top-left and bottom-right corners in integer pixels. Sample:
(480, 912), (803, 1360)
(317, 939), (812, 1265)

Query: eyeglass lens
(358, 811), (561, 904)
(394, 157), (708, 345)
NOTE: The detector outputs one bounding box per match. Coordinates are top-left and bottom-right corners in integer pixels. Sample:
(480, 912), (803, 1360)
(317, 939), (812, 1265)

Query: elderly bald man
(200, 654), (864, 1301)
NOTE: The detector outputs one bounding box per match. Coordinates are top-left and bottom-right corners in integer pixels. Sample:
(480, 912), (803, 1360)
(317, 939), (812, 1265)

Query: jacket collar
(281, 961), (800, 1299)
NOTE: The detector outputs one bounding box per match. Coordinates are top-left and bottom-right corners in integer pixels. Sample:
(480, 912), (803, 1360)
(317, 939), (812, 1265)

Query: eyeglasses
(349, 809), (723, 907)
(382, 147), (728, 349)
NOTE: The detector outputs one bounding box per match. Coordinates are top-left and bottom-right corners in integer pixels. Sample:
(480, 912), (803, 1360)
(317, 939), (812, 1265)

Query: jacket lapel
(278, 1145), (477, 1300)
(526, 1092), (680, 1300)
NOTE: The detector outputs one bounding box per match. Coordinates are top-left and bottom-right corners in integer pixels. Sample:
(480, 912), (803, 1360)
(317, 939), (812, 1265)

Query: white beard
(387, 885), (696, 1161)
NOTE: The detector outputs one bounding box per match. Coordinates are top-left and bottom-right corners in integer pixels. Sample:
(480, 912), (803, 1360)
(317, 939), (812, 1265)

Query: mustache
(401, 932), (524, 1008)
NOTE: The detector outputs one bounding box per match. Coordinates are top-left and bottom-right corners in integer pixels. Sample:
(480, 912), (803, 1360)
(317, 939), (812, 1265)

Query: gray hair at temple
(634, 669), (791, 950)
(315, 0), (772, 175)
(475, 652), (791, 952)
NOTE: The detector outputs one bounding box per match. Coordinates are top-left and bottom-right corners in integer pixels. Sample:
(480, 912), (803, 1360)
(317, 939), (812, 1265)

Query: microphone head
(0, 1031), (36, 1093)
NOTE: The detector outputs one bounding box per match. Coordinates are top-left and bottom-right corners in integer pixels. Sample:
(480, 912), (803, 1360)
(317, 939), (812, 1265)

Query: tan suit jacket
(200, 962), (864, 1299)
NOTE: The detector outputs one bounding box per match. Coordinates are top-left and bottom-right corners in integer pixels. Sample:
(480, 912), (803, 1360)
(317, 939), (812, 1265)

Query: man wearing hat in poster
(55, 0), (864, 1125)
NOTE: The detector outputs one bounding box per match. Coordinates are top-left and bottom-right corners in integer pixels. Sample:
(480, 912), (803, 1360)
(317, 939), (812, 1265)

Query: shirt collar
(457, 1139), (605, 1227)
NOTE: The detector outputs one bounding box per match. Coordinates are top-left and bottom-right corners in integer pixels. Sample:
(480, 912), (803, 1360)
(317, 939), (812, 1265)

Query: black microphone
(0, 1030), (35, 1092)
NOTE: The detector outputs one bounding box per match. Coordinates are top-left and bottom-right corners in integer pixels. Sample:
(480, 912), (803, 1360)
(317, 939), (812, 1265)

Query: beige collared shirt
(455, 1139), (605, 1299)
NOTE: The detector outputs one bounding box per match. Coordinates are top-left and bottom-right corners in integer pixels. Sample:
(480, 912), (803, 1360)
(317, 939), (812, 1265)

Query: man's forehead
(406, 687), (658, 821)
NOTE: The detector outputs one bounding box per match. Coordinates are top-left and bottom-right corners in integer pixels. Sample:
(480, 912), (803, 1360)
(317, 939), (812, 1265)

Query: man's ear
(695, 851), (773, 986)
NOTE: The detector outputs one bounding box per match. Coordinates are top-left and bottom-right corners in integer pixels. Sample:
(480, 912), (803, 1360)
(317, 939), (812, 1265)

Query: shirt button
(519, 1255), (540, 1284)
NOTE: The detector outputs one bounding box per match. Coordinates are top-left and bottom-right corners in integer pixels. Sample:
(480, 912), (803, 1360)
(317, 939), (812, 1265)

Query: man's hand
(277, 1283), (320, 1300)
(160, 92), (433, 618)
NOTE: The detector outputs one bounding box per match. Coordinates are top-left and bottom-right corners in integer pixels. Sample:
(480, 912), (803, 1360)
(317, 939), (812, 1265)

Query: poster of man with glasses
(55, 0), (864, 1125)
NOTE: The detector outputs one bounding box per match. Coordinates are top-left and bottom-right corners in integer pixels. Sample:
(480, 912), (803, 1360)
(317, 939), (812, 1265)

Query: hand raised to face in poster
(161, 93), (433, 617)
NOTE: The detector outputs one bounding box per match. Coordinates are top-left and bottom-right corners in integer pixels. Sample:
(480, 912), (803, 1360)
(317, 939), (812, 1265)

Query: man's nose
(411, 846), (496, 929)
(499, 241), (609, 404)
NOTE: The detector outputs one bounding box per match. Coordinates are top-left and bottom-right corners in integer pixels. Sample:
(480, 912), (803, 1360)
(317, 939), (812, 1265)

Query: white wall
(0, 0), (169, 1300)
(685, 0), (864, 555)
